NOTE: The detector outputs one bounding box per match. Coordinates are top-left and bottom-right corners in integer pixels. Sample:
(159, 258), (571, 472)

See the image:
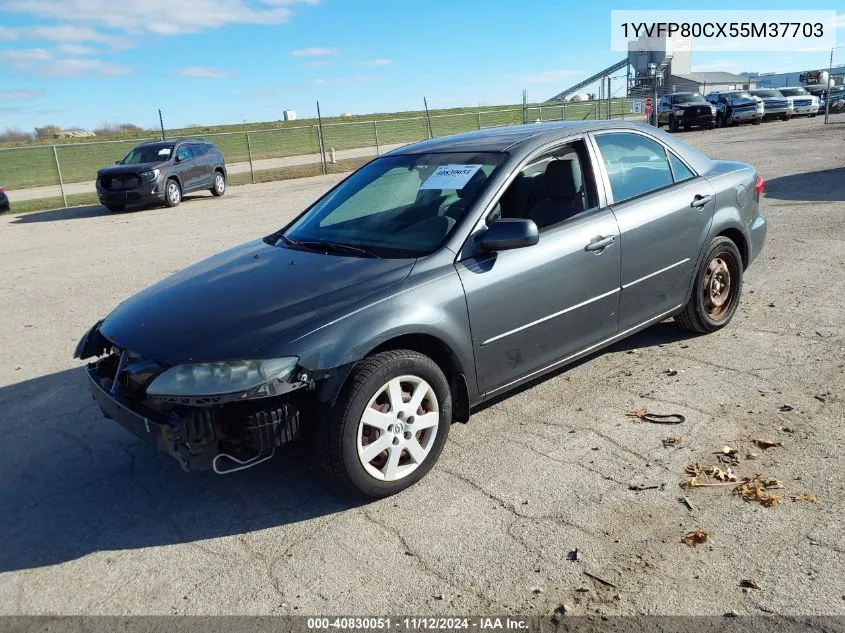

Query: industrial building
(546, 33), (839, 103)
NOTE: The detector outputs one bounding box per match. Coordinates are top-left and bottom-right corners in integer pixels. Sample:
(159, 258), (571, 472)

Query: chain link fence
(0, 102), (638, 210)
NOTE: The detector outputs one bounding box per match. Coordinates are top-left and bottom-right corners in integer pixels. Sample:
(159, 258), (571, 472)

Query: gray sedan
(75, 121), (767, 498)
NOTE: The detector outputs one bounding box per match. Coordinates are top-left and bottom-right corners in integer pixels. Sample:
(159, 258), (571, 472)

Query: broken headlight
(146, 357), (298, 398)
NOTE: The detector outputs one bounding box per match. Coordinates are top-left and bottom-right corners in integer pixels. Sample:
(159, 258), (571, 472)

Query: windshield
(751, 90), (782, 98)
(283, 152), (506, 258)
(120, 144), (174, 164)
(779, 88), (808, 96)
(673, 93), (707, 104)
(727, 92), (753, 100)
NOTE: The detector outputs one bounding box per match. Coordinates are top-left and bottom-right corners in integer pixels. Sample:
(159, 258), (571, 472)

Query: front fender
(264, 266), (478, 401)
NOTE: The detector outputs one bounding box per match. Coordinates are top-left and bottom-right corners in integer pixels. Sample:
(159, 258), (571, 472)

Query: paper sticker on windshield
(419, 164), (482, 190)
(158, 148), (171, 156)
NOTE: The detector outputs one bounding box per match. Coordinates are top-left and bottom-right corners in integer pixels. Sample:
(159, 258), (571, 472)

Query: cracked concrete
(0, 116), (843, 616)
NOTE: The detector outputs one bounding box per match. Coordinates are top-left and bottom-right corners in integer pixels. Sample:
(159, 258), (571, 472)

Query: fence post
(477, 112), (482, 130)
(245, 131), (255, 184)
(316, 101), (327, 175)
(373, 120), (380, 155)
(52, 145), (68, 207)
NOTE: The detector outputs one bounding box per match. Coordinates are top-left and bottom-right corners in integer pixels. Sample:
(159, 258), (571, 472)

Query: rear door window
(593, 132), (674, 203)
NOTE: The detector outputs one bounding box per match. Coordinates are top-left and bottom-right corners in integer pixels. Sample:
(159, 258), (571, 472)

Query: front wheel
(165, 179), (181, 207)
(317, 350), (452, 498)
(752, 118), (761, 125)
(675, 237), (743, 334)
(669, 117), (679, 133)
(210, 171), (226, 197)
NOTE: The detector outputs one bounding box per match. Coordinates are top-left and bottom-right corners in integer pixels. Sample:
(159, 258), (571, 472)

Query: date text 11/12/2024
(307, 617), (530, 630)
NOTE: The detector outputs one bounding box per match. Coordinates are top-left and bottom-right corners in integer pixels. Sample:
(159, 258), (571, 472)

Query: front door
(591, 131), (715, 330)
(456, 139), (621, 395)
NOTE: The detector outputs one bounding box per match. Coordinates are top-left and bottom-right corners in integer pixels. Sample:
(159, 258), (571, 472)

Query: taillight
(755, 175), (764, 195)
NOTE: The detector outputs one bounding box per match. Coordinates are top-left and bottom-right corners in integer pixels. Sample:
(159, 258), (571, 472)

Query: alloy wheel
(215, 173), (225, 194)
(356, 375), (439, 482)
(167, 181), (180, 205)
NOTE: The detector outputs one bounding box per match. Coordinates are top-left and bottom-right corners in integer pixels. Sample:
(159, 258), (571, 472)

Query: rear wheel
(210, 170), (226, 197)
(317, 350), (451, 498)
(165, 179), (181, 207)
(675, 237), (743, 334)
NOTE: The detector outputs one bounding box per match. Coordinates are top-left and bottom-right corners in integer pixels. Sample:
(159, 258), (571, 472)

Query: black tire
(164, 178), (181, 207)
(752, 117), (761, 125)
(669, 117), (679, 133)
(781, 114), (791, 121)
(105, 204), (125, 213)
(317, 349), (452, 498)
(210, 170), (226, 197)
(675, 236), (743, 334)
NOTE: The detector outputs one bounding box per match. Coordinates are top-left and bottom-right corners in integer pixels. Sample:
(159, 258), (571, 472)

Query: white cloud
(0, 25), (133, 49)
(836, 13), (845, 27)
(57, 43), (98, 55)
(40, 59), (134, 77)
(0, 88), (45, 100)
(355, 58), (393, 66)
(292, 47), (337, 57)
(0, 26), (20, 40)
(2, 0), (317, 36)
(178, 66), (234, 78)
(521, 69), (582, 84)
(0, 48), (53, 66)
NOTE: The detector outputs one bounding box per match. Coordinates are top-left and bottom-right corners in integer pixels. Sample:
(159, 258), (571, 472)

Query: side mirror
(174, 155), (182, 163)
(479, 218), (539, 252)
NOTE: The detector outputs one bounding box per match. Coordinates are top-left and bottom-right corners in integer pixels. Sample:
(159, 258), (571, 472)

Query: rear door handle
(691, 194), (713, 208)
(585, 235), (616, 252)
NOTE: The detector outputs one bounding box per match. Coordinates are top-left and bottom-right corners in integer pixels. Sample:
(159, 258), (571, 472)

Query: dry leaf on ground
(705, 466), (738, 482)
(733, 476), (783, 507)
(753, 438), (784, 450)
(791, 493), (819, 503)
(740, 579), (761, 590)
(685, 463), (702, 476)
(682, 528), (709, 547)
(663, 436), (681, 447)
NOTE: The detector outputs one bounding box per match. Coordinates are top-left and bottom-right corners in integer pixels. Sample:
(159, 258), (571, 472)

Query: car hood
(98, 162), (167, 177)
(674, 100), (711, 108)
(99, 239), (415, 364)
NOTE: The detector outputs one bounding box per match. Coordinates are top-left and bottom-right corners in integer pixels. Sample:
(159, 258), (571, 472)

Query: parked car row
(657, 86), (829, 133)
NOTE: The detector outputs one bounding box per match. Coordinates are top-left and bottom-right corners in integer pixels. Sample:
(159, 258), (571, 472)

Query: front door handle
(691, 194), (713, 208)
(585, 235), (616, 252)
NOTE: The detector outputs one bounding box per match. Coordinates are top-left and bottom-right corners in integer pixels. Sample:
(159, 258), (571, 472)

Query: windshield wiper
(281, 236), (382, 258)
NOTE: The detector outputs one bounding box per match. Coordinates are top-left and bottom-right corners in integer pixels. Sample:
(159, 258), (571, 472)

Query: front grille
(733, 103), (755, 111)
(767, 100), (788, 108)
(794, 99), (812, 107)
(101, 174), (141, 190)
(690, 106), (711, 116)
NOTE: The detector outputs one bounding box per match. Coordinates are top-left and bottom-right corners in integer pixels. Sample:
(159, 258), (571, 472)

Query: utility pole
(423, 97), (433, 139)
(158, 109), (165, 140)
(824, 47), (840, 124)
(522, 90), (527, 124)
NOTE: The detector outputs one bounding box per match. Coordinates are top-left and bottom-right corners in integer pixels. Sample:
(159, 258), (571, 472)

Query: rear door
(190, 143), (214, 188)
(590, 130), (715, 331)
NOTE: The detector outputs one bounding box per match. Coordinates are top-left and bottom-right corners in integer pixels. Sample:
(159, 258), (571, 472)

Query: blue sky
(0, 0), (843, 131)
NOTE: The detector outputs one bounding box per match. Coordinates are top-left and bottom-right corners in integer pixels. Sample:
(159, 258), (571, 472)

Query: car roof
(133, 138), (211, 149)
(388, 120), (676, 156)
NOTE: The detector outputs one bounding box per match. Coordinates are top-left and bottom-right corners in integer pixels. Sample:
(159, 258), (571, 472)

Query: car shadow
(763, 167), (845, 202)
(473, 321), (696, 413)
(10, 194), (213, 224)
(10, 205), (114, 224)
(0, 366), (360, 573)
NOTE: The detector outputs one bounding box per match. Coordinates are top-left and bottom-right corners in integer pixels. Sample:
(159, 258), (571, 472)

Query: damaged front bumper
(81, 337), (307, 475)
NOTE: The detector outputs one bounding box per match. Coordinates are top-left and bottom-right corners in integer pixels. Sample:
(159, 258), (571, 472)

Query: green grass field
(0, 99), (633, 214)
